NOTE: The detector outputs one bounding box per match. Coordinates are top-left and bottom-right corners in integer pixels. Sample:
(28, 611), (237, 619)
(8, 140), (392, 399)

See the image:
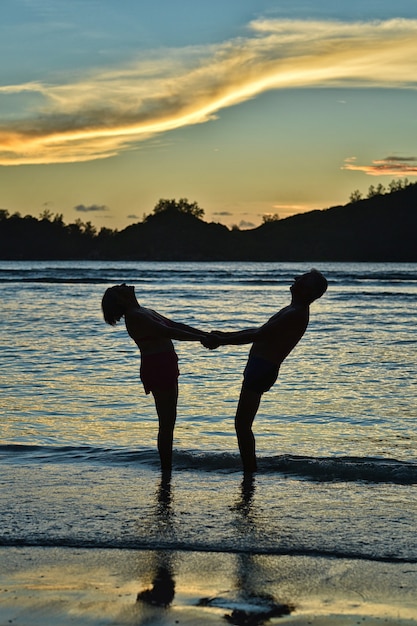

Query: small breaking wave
(1, 444), (416, 484)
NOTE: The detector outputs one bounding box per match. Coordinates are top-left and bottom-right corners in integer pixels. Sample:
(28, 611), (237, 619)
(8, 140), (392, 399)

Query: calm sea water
(1, 261), (416, 562)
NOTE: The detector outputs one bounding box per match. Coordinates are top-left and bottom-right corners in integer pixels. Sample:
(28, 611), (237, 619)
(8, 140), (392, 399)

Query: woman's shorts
(140, 351), (180, 394)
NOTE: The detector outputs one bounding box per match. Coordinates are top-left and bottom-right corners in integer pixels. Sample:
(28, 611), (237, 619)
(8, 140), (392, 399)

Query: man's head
(290, 269), (328, 304)
(101, 283), (136, 325)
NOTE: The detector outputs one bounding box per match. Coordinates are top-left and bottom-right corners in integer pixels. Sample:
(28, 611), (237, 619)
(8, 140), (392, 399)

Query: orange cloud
(1, 18), (417, 165)
(342, 155), (417, 176)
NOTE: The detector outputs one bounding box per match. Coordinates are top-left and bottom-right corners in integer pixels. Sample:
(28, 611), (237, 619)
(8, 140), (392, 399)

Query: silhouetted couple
(102, 270), (328, 472)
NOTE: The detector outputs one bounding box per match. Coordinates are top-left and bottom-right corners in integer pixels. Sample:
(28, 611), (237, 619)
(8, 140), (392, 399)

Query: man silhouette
(203, 270), (328, 472)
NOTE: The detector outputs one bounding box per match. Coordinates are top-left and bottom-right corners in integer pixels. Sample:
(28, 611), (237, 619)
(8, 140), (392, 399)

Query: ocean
(1, 261), (416, 564)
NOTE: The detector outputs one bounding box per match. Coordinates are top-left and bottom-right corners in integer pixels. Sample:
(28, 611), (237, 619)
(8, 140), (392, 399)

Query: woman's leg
(152, 384), (178, 471)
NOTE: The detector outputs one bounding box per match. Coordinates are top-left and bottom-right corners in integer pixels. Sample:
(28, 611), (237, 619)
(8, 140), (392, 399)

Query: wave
(0, 444), (159, 467)
(0, 536), (415, 564)
(1, 444), (416, 484)
(0, 261), (416, 286)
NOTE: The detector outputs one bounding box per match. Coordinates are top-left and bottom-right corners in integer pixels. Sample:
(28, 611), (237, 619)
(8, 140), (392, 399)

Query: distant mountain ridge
(1, 184), (416, 261)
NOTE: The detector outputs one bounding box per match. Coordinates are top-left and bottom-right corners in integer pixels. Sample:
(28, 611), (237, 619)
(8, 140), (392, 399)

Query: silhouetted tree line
(1, 183), (416, 261)
(349, 178), (412, 203)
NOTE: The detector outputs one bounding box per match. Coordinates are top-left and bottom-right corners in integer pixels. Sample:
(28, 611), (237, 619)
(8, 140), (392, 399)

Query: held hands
(201, 330), (226, 350)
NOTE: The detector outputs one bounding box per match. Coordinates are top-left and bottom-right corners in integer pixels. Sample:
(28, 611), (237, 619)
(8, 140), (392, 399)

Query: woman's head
(102, 284), (135, 325)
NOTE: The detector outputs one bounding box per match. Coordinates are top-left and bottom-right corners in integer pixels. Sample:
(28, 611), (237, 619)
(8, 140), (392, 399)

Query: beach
(1, 261), (417, 626)
(1, 547), (417, 625)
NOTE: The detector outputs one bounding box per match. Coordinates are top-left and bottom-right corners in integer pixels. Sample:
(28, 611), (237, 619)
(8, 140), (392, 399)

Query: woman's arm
(163, 324), (208, 342)
(129, 308), (208, 342)
(155, 312), (208, 339)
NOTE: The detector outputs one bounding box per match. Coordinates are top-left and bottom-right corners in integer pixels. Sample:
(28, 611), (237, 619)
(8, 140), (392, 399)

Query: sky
(1, 0), (417, 231)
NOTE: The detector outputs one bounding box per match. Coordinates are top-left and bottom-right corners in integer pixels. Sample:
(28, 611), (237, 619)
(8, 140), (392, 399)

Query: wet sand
(1, 547), (417, 625)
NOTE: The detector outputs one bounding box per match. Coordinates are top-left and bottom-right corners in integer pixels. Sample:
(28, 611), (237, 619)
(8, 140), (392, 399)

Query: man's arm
(202, 328), (259, 349)
(214, 328), (259, 345)
(202, 306), (301, 349)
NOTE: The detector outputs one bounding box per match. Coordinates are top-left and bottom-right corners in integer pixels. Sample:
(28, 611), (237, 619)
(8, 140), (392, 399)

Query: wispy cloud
(74, 203), (109, 213)
(342, 155), (417, 176)
(272, 203), (316, 216)
(1, 18), (417, 165)
(239, 220), (256, 229)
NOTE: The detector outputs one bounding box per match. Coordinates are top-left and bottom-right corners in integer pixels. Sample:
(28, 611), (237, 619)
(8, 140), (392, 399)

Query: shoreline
(1, 547), (417, 625)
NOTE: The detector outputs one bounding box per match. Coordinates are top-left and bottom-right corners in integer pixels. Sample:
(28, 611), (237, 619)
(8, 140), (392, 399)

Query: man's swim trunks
(242, 355), (279, 394)
(140, 351), (179, 394)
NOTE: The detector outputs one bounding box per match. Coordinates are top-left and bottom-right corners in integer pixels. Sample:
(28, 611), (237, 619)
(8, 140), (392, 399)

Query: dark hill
(106, 184), (416, 261)
(107, 209), (238, 260)
(244, 183), (417, 261)
(1, 184), (416, 261)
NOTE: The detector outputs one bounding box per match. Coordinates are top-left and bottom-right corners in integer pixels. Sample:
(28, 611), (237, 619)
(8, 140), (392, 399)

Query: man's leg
(234, 387), (262, 472)
(152, 384), (178, 471)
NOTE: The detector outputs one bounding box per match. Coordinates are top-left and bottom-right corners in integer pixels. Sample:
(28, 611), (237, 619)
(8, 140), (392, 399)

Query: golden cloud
(1, 18), (417, 165)
(342, 155), (417, 176)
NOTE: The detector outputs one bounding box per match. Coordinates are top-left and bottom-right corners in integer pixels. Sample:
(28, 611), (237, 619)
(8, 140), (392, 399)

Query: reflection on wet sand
(136, 471), (176, 608)
(136, 472), (293, 623)
(198, 474), (293, 625)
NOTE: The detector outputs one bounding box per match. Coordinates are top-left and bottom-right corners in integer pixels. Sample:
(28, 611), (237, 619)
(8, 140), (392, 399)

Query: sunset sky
(1, 0), (417, 230)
